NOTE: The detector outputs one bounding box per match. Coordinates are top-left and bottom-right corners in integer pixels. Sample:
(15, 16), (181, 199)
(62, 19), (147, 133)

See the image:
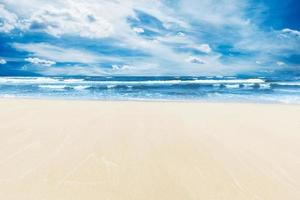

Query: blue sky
(0, 0), (299, 76)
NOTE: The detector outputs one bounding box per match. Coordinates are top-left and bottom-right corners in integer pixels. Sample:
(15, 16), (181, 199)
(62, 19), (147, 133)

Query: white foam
(242, 83), (255, 88)
(1, 94), (16, 98)
(274, 82), (300, 86)
(93, 79), (265, 85)
(259, 83), (271, 89)
(107, 85), (116, 89)
(73, 85), (89, 90)
(274, 88), (300, 93)
(38, 85), (67, 89)
(213, 84), (221, 87)
(225, 84), (240, 89)
(63, 79), (85, 83)
(0, 77), (265, 86)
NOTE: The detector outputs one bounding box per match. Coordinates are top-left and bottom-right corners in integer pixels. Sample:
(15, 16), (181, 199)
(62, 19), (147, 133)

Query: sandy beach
(0, 99), (299, 200)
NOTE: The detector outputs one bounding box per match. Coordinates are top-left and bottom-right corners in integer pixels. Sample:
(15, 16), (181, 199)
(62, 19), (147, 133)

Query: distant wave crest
(1, 76), (300, 103)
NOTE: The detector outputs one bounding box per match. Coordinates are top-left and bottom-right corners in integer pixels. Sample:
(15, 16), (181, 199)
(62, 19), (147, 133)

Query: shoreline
(1, 96), (300, 106)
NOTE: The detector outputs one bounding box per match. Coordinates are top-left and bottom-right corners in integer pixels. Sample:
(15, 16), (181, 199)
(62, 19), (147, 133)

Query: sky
(0, 0), (299, 76)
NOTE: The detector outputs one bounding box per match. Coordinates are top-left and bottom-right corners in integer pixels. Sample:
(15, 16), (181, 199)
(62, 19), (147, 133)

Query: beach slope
(0, 100), (299, 200)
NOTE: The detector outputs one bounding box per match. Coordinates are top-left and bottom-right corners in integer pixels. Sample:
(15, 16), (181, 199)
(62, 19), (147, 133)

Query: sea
(0, 75), (300, 103)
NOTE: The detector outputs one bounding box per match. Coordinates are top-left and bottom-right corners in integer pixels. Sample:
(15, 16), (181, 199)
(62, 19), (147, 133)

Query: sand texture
(0, 99), (300, 200)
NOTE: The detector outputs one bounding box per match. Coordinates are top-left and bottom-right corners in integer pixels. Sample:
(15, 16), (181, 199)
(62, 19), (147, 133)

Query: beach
(0, 99), (299, 200)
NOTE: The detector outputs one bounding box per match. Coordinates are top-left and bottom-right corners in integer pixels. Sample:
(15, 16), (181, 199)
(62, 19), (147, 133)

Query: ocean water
(0, 76), (300, 103)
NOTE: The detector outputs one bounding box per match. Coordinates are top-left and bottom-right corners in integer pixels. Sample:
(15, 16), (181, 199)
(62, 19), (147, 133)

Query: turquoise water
(0, 76), (300, 103)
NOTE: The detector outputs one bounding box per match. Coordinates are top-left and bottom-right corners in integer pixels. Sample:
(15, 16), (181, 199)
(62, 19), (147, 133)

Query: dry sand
(0, 99), (299, 200)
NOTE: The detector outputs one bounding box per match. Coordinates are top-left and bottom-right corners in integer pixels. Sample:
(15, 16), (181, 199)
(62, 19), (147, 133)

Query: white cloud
(282, 28), (300, 37)
(1, 0), (183, 39)
(195, 44), (212, 54)
(185, 56), (206, 64)
(112, 64), (131, 71)
(25, 57), (56, 66)
(234, 28), (300, 57)
(0, 58), (7, 64)
(0, 4), (18, 33)
(1, 0), (298, 75)
(13, 43), (112, 63)
(132, 27), (144, 33)
(178, 0), (250, 27)
(276, 61), (285, 66)
(38, 65), (107, 76)
(111, 65), (120, 70)
(27, 4), (114, 38)
(3, 0), (203, 75)
(177, 32), (186, 37)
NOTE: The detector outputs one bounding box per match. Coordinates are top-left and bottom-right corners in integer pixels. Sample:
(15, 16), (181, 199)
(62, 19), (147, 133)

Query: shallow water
(0, 76), (300, 103)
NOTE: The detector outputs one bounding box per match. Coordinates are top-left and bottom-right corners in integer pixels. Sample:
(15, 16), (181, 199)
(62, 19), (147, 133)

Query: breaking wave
(0, 76), (299, 103)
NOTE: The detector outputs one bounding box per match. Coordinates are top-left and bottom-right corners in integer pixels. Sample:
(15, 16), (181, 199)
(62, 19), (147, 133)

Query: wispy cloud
(0, 58), (7, 64)
(282, 28), (300, 38)
(25, 57), (56, 67)
(0, 0), (299, 76)
(0, 4), (18, 33)
(186, 56), (206, 65)
(13, 43), (105, 63)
